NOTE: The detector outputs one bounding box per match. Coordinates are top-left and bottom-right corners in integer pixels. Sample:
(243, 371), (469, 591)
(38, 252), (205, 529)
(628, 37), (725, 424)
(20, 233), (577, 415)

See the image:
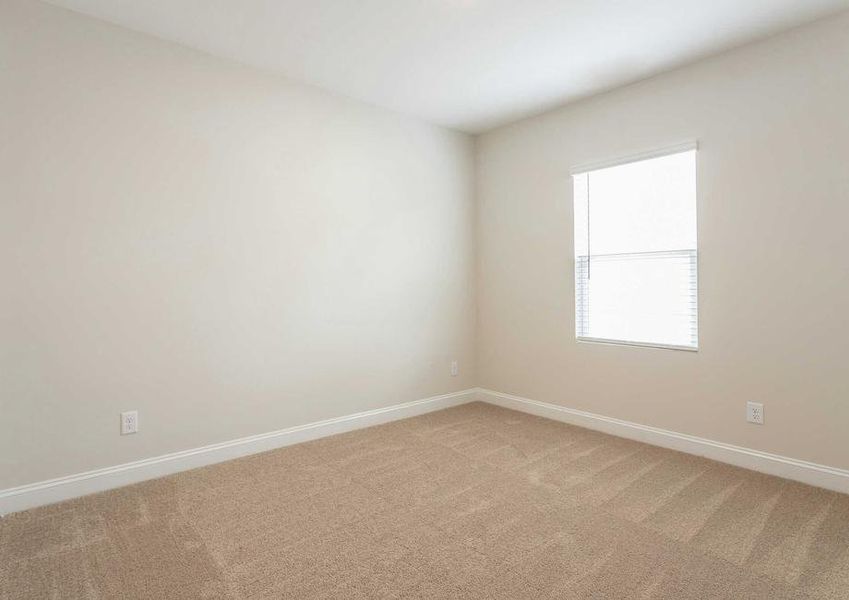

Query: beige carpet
(2, 402), (849, 599)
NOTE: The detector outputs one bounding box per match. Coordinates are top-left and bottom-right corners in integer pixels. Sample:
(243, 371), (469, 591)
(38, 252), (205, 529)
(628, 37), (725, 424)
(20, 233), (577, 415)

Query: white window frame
(571, 142), (699, 352)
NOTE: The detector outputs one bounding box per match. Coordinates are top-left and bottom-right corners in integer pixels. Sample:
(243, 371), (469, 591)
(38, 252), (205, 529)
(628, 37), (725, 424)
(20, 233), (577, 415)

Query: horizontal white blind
(576, 250), (698, 349)
(571, 141), (698, 176)
(573, 148), (698, 350)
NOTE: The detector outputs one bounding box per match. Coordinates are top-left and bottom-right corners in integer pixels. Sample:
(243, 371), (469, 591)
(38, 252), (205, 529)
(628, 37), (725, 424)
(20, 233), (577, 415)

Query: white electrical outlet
(746, 402), (764, 425)
(121, 410), (139, 435)
(450, 360), (459, 377)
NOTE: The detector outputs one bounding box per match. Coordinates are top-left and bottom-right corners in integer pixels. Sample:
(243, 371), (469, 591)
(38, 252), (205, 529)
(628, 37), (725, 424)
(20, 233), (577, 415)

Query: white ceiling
(45, 0), (849, 133)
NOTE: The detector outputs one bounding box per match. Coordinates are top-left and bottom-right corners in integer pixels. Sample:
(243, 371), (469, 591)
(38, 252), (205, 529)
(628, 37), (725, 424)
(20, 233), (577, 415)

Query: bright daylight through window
(573, 145), (698, 350)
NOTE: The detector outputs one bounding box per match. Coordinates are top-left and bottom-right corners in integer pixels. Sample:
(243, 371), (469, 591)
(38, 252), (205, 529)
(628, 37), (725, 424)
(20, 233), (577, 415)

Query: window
(572, 144), (698, 351)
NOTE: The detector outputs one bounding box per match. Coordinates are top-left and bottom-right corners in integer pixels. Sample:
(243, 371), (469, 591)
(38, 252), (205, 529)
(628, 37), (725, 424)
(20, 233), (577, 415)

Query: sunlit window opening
(573, 146), (698, 350)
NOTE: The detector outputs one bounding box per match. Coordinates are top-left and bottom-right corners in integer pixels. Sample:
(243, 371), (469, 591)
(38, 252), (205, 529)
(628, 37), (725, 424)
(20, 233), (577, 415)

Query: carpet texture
(2, 401), (849, 599)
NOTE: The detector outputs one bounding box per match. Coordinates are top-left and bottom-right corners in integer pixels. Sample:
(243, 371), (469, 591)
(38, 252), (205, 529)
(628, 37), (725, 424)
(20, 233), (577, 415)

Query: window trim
(577, 337), (699, 353)
(572, 142), (700, 352)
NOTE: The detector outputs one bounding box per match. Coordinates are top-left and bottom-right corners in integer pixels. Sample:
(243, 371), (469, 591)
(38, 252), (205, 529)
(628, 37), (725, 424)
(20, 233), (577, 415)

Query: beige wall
(476, 13), (849, 470)
(0, 0), (475, 489)
(4, 0), (849, 493)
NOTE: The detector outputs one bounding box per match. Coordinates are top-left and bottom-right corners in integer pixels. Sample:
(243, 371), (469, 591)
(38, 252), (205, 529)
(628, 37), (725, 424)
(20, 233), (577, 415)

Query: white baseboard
(0, 389), (477, 515)
(6, 387), (845, 515)
(478, 388), (849, 495)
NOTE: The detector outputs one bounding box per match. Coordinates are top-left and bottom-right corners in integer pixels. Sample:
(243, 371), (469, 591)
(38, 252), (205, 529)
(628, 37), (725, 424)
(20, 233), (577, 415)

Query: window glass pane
(578, 151), (696, 256)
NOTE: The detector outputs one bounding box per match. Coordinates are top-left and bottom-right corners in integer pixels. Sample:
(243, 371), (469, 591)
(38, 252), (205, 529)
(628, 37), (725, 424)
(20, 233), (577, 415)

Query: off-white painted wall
(0, 0), (475, 489)
(5, 0), (849, 496)
(476, 13), (849, 470)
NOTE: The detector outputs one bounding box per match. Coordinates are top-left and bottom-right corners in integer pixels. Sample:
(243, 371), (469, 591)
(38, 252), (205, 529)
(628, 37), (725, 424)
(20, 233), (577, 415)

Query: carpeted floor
(2, 402), (849, 599)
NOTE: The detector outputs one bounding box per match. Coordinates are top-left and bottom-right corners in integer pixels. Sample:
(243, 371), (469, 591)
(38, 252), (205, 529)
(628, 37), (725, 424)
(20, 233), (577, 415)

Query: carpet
(2, 401), (848, 599)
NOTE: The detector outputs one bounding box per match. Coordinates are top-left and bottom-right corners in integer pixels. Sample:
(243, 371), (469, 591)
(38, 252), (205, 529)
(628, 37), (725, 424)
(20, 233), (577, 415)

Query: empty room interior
(4, 0), (849, 598)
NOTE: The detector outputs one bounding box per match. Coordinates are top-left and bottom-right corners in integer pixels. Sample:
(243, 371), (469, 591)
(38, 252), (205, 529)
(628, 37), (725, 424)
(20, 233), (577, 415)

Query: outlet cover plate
(746, 402), (764, 425)
(121, 410), (139, 435)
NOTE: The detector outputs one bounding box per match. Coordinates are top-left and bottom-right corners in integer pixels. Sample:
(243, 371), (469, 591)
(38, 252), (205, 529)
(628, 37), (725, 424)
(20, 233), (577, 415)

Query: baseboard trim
(478, 388), (849, 495)
(7, 387), (845, 515)
(0, 388), (477, 515)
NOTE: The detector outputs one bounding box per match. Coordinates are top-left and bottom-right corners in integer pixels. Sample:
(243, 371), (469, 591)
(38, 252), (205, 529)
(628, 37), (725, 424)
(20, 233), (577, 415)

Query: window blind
(573, 146), (698, 350)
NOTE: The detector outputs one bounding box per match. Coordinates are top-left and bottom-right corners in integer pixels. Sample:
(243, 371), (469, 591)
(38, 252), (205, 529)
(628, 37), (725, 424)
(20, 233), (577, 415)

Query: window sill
(576, 336), (698, 352)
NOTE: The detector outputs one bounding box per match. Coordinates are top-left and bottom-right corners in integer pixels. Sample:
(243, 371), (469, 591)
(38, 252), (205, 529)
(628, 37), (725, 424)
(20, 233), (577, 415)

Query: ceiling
(44, 0), (849, 133)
